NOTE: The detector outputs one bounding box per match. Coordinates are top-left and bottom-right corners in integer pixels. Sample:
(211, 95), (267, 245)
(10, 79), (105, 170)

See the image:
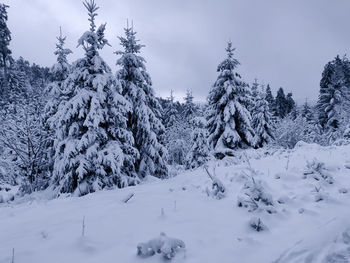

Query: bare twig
(123, 193), (134, 203)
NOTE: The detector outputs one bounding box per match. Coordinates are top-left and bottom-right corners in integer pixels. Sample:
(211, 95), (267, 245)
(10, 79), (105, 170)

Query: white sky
(3, 0), (350, 103)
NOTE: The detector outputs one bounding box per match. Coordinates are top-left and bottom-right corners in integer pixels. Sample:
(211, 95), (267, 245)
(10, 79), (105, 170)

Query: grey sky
(3, 0), (350, 103)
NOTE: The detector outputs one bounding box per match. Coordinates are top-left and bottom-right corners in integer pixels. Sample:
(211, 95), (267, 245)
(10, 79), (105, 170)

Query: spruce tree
(0, 3), (12, 95)
(183, 89), (196, 118)
(251, 79), (259, 99)
(43, 28), (72, 177)
(285, 92), (296, 115)
(163, 90), (178, 128)
(317, 55), (350, 131)
(251, 88), (274, 147)
(116, 24), (168, 179)
(265, 84), (274, 106)
(301, 100), (313, 122)
(275, 87), (288, 118)
(52, 0), (138, 195)
(207, 41), (255, 158)
(44, 28), (72, 129)
(186, 117), (210, 169)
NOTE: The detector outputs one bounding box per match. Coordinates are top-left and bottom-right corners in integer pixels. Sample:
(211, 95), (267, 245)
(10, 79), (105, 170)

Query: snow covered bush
(274, 116), (323, 148)
(0, 183), (15, 203)
(137, 232), (186, 260)
(0, 96), (48, 194)
(206, 177), (226, 200)
(303, 159), (334, 184)
(249, 217), (266, 232)
(207, 41), (255, 158)
(204, 167), (226, 199)
(237, 176), (275, 213)
(312, 186), (329, 202)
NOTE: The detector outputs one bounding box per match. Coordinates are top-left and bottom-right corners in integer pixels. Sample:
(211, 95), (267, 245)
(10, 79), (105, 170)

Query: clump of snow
(0, 183), (16, 203)
(137, 232), (185, 260)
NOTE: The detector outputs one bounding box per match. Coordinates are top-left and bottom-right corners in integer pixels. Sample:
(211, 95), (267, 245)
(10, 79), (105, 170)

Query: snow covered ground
(1, 142), (350, 263)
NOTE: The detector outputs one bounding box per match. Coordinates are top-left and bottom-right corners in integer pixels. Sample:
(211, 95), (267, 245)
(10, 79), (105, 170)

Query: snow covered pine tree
(52, 0), (138, 196)
(44, 28), (72, 129)
(206, 41), (255, 158)
(251, 85), (274, 147)
(186, 117), (210, 169)
(43, 28), (72, 176)
(163, 90), (178, 129)
(116, 23), (168, 179)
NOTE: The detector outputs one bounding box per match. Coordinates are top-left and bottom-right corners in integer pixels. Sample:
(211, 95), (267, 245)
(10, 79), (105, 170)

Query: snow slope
(1, 143), (350, 263)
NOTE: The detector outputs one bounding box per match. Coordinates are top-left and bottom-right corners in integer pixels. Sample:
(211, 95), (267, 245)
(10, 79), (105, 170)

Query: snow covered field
(1, 142), (350, 263)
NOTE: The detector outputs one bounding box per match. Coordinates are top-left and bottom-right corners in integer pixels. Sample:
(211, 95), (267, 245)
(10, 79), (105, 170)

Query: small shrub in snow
(206, 177), (226, 200)
(204, 167), (226, 199)
(249, 217), (266, 232)
(303, 159), (334, 184)
(237, 177), (275, 213)
(137, 232), (185, 260)
(312, 186), (328, 202)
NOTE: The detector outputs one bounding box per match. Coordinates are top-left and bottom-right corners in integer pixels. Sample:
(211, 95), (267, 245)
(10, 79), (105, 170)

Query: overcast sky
(3, 0), (350, 103)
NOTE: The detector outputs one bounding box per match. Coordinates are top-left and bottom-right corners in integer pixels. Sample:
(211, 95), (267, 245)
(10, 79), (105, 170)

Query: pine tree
(44, 28), (72, 129)
(251, 88), (274, 147)
(285, 92), (296, 115)
(207, 41), (255, 158)
(52, 0), (138, 195)
(265, 84), (274, 105)
(163, 90), (178, 128)
(183, 89), (196, 118)
(317, 55), (350, 132)
(186, 117), (210, 169)
(251, 79), (259, 99)
(0, 3), (12, 96)
(116, 24), (168, 179)
(43, 28), (72, 177)
(275, 87), (288, 118)
(301, 100), (313, 122)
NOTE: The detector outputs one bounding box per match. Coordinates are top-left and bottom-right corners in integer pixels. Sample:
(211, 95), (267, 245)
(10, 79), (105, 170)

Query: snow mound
(137, 232), (186, 260)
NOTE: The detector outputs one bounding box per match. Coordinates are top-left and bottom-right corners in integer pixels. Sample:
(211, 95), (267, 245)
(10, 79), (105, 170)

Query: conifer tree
(285, 92), (296, 115)
(183, 89), (196, 118)
(251, 79), (259, 99)
(251, 88), (274, 147)
(186, 117), (210, 169)
(207, 41), (255, 158)
(43, 28), (72, 177)
(317, 55), (350, 131)
(116, 24), (168, 179)
(0, 3), (12, 95)
(44, 28), (72, 129)
(163, 90), (178, 128)
(52, 0), (138, 195)
(275, 87), (288, 118)
(265, 84), (274, 106)
(301, 100), (313, 122)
